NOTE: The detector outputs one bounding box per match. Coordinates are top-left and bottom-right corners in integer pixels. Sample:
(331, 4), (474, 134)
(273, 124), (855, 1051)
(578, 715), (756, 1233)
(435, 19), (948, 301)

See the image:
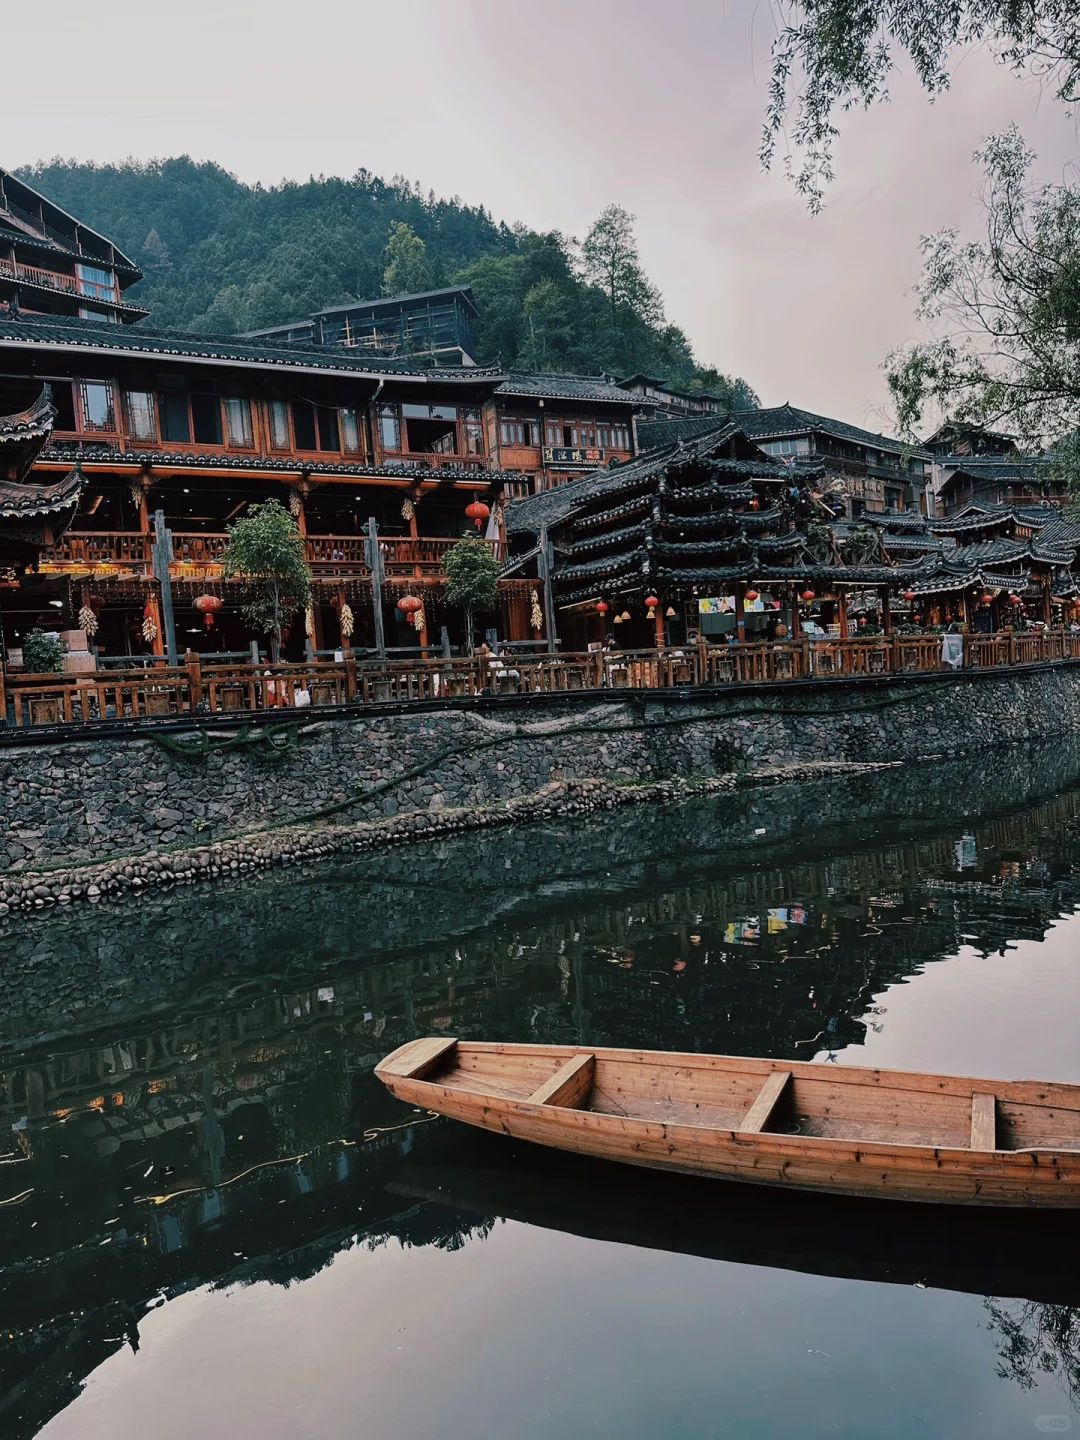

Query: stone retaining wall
(3, 662), (1080, 878)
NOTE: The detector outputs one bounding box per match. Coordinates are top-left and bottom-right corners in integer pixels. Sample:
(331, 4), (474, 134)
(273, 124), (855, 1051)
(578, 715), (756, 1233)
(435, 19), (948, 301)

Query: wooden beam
(528, 1053), (595, 1109)
(738, 1070), (791, 1133)
(379, 1036), (458, 1080)
(970, 1091), (997, 1151)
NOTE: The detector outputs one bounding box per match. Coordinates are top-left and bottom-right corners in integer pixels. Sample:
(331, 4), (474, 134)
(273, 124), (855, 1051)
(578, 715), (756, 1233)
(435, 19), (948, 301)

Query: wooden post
(185, 648), (203, 712)
(1042, 576), (1052, 626)
(734, 584), (746, 643)
(838, 589), (849, 639)
(344, 652), (358, 701)
(881, 588), (892, 636)
(366, 516), (386, 659)
(538, 523), (558, 654)
(151, 509), (178, 666)
(653, 604), (665, 649)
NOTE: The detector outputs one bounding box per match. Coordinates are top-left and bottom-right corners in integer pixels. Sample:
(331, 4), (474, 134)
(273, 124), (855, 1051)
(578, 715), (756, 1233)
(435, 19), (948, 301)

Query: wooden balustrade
(4, 630), (1080, 730)
(0, 257), (80, 294)
(56, 532), (152, 567)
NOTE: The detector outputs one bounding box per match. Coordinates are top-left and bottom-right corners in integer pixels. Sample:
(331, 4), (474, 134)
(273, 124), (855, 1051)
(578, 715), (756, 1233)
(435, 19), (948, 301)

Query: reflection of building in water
(2, 780), (1080, 1437)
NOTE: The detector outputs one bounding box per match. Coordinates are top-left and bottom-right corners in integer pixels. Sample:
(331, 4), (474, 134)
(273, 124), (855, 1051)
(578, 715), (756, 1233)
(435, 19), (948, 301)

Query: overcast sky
(6, 0), (1078, 428)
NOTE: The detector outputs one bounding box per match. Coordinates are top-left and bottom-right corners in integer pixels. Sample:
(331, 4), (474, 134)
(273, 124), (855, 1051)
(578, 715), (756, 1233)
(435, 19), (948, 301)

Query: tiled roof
(507, 423), (810, 535)
(0, 221), (142, 278)
(939, 456), (1062, 481)
(0, 312), (505, 382)
(0, 463), (82, 518)
(43, 441), (507, 485)
(496, 373), (640, 405)
(637, 415), (727, 451)
(732, 403), (928, 458)
(0, 387), (55, 441)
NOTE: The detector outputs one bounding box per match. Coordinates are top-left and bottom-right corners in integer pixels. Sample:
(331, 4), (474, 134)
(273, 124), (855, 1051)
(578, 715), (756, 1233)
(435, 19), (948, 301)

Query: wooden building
(0, 168), (146, 325)
(506, 421), (913, 651)
(247, 285), (480, 367)
(487, 373), (639, 498)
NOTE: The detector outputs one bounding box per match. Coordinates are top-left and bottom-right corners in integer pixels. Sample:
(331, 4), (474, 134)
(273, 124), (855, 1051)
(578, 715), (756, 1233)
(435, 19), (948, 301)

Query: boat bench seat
(528, 1053), (595, 1109)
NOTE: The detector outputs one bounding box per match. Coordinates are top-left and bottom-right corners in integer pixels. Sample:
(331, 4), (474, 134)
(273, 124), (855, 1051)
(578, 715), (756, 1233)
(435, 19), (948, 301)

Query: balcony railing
(5, 632), (1080, 730)
(50, 532), (503, 576)
(0, 257), (80, 296)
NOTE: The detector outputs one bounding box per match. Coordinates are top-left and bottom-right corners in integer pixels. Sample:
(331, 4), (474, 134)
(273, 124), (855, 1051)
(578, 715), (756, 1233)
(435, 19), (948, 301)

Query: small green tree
(21, 629), (65, 673)
(382, 221), (433, 298)
(443, 534), (500, 653)
(221, 500), (312, 660)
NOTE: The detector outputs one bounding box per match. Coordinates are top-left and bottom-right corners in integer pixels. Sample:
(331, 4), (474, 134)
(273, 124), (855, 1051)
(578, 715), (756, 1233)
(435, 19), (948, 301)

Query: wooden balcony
(0, 258), (81, 297)
(46, 531), (502, 578)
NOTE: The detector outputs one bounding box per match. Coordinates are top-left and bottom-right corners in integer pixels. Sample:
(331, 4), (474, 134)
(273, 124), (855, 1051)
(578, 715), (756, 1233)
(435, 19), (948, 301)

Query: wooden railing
(49, 532), (504, 577)
(0, 257), (80, 294)
(5, 631), (1080, 729)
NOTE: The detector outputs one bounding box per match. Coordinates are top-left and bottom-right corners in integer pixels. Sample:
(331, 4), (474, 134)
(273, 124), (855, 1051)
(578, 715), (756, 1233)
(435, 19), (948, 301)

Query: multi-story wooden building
(247, 285), (480, 367)
(487, 373), (638, 497)
(0, 168), (146, 325)
(617, 373), (728, 421)
(923, 423), (1068, 517)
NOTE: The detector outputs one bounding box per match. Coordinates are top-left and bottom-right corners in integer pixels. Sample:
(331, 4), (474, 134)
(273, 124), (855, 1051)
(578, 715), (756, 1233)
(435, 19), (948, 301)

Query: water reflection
(4, 741), (1080, 1437)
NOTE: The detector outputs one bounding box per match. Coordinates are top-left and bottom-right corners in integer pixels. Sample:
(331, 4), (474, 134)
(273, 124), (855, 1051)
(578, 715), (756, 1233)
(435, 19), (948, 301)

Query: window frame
(123, 389), (158, 442)
(76, 379), (118, 435)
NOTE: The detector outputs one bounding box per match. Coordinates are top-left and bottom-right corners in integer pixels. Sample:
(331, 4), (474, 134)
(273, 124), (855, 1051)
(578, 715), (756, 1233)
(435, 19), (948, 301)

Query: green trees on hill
(18, 157), (757, 405)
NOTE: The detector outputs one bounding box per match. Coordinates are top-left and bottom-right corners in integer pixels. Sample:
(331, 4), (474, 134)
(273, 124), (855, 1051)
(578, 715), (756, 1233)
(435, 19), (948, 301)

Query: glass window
(378, 403), (401, 452)
(316, 405), (339, 452)
(160, 394), (191, 444)
(78, 381), (115, 432)
(224, 397), (254, 447)
(124, 391), (157, 441)
(339, 407), (362, 454)
(78, 306), (117, 323)
(50, 381), (76, 431)
(464, 416), (484, 455)
(76, 263), (115, 301)
(292, 401), (317, 450)
(545, 420), (561, 447)
(269, 400), (291, 449)
(191, 394), (222, 446)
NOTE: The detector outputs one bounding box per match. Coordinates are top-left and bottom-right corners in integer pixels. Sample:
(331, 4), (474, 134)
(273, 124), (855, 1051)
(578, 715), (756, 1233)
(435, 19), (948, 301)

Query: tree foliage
(15, 157), (757, 406)
(762, 1), (1080, 209)
(886, 127), (1080, 479)
(221, 500), (312, 657)
(20, 629), (65, 673)
(382, 220), (432, 297)
(443, 535), (501, 650)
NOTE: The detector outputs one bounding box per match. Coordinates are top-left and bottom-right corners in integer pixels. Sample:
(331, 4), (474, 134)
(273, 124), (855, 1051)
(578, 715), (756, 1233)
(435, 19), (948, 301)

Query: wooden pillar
(151, 509), (178, 666)
(653, 605), (665, 649)
(538, 523), (558, 654)
(1042, 575), (1052, 625)
(838, 589), (849, 639)
(365, 516), (386, 659)
(881, 588), (892, 636)
(734, 584), (746, 643)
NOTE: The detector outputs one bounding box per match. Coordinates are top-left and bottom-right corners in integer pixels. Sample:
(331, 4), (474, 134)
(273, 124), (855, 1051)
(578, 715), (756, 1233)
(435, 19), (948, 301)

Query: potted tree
(444, 534), (500, 656)
(21, 629), (66, 725)
(222, 500), (313, 709)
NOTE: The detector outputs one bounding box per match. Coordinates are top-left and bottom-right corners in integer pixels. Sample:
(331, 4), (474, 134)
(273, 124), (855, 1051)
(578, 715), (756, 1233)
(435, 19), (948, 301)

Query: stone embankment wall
(2, 662), (1079, 884)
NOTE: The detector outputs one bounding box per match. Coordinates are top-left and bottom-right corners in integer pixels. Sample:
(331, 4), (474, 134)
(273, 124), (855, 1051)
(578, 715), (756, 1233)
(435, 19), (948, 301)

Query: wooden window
(463, 408), (484, 455)
(123, 391), (157, 441)
(378, 403), (401, 452)
(500, 416), (539, 447)
(597, 422), (612, 448)
(76, 380), (116, 433)
(268, 399), (291, 450)
(340, 407), (362, 454)
(545, 419), (561, 447)
(224, 397), (254, 448)
(610, 423), (630, 450)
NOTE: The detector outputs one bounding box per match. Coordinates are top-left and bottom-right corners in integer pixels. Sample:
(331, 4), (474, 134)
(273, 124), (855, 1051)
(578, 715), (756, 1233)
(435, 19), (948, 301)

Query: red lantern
(595, 600), (609, 615)
(465, 500), (491, 531)
(398, 594), (423, 617)
(645, 594), (660, 620)
(800, 589), (816, 603)
(901, 589), (915, 603)
(1009, 593), (1021, 604)
(980, 591), (994, 605)
(748, 497), (760, 511)
(194, 593), (224, 631)
(744, 588), (760, 603)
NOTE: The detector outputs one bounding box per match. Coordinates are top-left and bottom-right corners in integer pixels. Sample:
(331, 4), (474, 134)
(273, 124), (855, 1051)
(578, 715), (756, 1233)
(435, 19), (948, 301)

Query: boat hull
(375, 1039), (1080, 1208)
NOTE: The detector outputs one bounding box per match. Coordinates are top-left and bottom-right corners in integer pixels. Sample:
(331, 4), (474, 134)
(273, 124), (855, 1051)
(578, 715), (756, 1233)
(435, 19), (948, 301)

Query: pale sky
(6, 0), (1079, 429)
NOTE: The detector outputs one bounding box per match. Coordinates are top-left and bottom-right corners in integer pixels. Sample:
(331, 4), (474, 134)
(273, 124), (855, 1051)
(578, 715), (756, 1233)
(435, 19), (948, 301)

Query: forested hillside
(18, 157), (757, 407)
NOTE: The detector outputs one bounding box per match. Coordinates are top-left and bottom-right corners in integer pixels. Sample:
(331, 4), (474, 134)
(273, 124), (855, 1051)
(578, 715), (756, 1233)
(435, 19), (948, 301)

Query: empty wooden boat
(375, 1039), (1080, 1208)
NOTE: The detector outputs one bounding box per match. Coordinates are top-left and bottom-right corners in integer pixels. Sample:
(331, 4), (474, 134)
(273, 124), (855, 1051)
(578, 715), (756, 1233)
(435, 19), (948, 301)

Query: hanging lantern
(465, 500), (491, 531)
(800, 589), (816, 603)
(645, 594), (660, 620)
(619, 610), (631, 622)
(399, 594), (423, 618)
(744, 588), (759, 603)
(595, 600), (609, 615)
(194, 593), (224, 631)
(901, 589), (915, 603)
(613, 612), (624, 625)
(980, 591), (994, 605)
(665, 605), (677, 618)
(748, 497), (760, 512)
(1009, 593), (1021, 604)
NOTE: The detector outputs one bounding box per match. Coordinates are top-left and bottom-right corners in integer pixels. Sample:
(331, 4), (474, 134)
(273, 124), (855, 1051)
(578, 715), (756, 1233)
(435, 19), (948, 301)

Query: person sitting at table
(603, 634), (621, 653)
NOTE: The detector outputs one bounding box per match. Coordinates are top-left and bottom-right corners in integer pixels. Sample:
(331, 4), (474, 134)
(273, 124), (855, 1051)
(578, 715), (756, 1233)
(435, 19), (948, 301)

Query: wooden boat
(375, 1038), (1080, 1207)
